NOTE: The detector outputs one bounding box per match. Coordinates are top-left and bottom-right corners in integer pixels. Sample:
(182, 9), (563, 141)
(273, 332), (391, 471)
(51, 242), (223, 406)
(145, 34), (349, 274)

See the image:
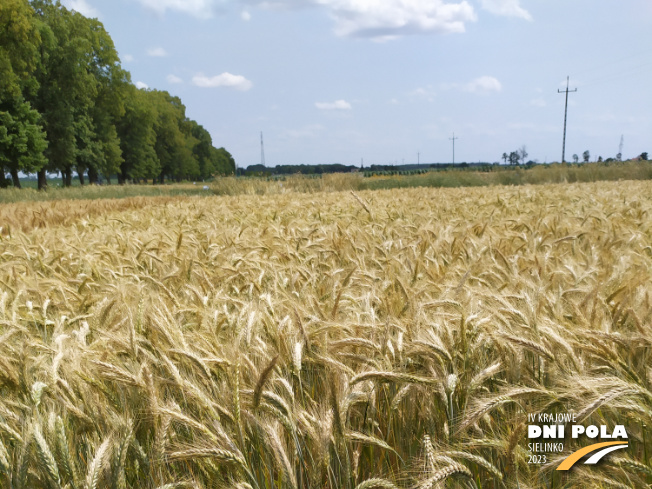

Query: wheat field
(0, 181), (651, 488)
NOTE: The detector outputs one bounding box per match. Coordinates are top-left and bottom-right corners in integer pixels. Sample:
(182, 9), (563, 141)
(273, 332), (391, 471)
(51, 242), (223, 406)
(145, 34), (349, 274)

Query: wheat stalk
(1, 180), (651, 489)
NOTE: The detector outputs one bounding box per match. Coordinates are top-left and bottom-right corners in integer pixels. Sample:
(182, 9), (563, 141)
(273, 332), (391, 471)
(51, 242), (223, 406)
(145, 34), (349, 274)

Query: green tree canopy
(0, 98), (47, 187)
(212, 147), (236, 176)
(0, 0), (42, 96)
(117, 85), (159, 182)
(0, 0), (47, 187)
(0, 0), (235, 189)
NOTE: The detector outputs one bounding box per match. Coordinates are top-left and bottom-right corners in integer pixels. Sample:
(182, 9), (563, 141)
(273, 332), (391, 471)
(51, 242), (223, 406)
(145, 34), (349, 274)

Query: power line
(449, 133), (459, 165)
(571, 48), (652, 81)
(558, 76), (577, 163)
(576, 61), (652, 89)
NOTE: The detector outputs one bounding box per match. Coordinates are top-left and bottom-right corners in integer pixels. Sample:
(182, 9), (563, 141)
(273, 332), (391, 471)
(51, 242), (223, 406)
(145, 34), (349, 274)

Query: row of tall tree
(0, 0), (234, 189)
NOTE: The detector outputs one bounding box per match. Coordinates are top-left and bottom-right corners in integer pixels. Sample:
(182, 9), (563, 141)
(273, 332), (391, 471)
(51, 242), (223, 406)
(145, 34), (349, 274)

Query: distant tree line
(243, 163), (481, 176)
(501, 146), (531, 166)
(503, 146), (649, 166)
(571, 151), (591, 163)
(243, 163), (359, 176)
(0, 0), (234, 189)
(243, 162), (511, 178)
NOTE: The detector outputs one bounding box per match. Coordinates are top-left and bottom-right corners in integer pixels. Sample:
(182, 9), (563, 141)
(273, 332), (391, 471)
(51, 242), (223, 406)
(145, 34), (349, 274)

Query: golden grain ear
(253, 354), (279, 408)
(1, 179), (648, 488)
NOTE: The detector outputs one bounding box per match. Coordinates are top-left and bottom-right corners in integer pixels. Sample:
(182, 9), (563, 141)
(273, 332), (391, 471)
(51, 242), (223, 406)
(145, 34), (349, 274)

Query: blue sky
(62, 0), (651, 167)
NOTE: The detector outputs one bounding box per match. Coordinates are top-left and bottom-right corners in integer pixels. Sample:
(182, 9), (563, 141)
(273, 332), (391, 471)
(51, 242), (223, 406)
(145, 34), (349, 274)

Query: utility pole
(260, 131), (266, 166)
(449, 133), (459, 165)
(558, 76), (577, 163)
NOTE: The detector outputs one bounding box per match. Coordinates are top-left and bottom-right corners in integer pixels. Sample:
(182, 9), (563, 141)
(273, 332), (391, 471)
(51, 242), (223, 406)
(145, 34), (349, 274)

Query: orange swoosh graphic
(556, 441), (628, 470)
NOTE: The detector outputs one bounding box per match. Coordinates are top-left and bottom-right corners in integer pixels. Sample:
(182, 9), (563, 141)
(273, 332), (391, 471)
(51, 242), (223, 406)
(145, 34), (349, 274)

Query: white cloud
(147, 47), (168, 57)
(247, 0), (476, 39)
(61, 0), (100, 18)
(122, 54), (135, 63)
(315, 99), (352, 110)
(241, 10), (252, 20)
(507, 122), (557, 133)
(282, 124), (324, 139)
(410, 86), (436, 101)
(247, 0), (313, 10)
(464, 76), (502, 93)
(134, 0), (218, 18)
(192, 72), (253, 91)
(529, 98), (546, 107)
(559, 78), (580, 88)
(167, 74), (183, 84)
(440, 76), (501, 93)
(422, 123), (441, 139)
(327, 0), (476, 39)
(480, 0), (531, 20)
(135, 81), (149, 89)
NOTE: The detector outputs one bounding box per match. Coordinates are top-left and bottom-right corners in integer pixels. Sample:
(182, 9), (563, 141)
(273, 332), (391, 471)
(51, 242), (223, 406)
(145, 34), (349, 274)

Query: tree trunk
(119, 164), (129, 185)
(64, 167), (72, 187)
(118, 168), (128, 185)
(10, 169), (21, 189)
(37, 169), (47, 190)
(77, 166), (85, 185)
(88, 166), (98, 185)
(0, 167), (7, 188)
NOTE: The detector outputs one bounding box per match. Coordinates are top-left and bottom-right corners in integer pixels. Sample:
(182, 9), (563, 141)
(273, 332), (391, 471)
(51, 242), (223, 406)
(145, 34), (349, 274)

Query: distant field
(3, 160), (651, 204)
(0, 181), (211, 204)
(0, 181), (650, 488)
